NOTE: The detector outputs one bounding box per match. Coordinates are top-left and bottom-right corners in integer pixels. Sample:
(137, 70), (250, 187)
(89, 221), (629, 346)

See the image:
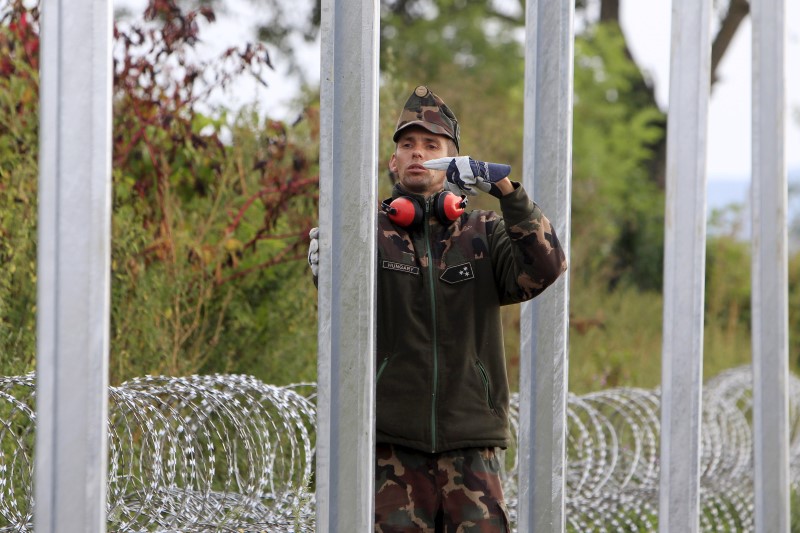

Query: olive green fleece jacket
(376, 183), (567, 453)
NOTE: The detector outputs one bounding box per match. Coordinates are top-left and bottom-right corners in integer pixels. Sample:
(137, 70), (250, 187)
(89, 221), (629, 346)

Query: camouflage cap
(393, 85), (460, 152)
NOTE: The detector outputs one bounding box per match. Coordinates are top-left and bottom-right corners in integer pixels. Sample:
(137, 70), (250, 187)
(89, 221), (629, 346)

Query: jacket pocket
(497, 500), (511, 533)
(474, 359), (499, 416)
(376, 353), (394, 383)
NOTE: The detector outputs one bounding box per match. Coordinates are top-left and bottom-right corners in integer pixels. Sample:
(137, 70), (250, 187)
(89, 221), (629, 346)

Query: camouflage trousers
(375, 443), (511, 533)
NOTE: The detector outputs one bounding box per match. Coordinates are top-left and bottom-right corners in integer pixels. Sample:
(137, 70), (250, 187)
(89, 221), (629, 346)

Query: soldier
(309, 85), (567, 532)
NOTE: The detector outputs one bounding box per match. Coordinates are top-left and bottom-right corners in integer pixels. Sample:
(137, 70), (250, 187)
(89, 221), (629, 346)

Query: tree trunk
(600, 0), (751, 188)
(711, 0), (750, 86)
(599, 0), (620, 23)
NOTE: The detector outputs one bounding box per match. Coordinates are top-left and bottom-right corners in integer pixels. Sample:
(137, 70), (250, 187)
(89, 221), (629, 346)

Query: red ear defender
(381, 192), (466, 228)
(434, 191), (467, 224)
(381, 196), (422, 227)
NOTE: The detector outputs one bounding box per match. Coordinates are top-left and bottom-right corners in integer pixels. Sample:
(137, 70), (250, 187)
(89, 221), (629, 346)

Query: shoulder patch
(382, 260), (420, 275)
(440, 262), (474, 284)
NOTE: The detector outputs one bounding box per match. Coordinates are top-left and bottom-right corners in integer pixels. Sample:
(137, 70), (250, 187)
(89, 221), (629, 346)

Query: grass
(503, 275), (779, 396)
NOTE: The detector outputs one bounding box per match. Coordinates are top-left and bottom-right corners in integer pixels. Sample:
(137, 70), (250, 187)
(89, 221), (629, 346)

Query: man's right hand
(307, 227), (319, 278)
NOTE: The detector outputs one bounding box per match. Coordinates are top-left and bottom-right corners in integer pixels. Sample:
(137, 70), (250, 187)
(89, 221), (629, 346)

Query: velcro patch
(440, 262), (475, 284)
(382, 260), (419, 275)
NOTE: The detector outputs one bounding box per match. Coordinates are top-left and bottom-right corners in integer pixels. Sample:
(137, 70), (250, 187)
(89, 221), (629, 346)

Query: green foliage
(0, 3), (39, 376)
(1, 0), (798, 403)
(792, 486), (800, 533)
(571, 23), (666, 290)
(380, 0), (524, 93)
(2, 1), (800, 527)
(371, 4), (800, 401)
(567, 274), (753, 396)
(109, 28), (320, 380)
(568, 276), (663, 393)
(705, 211), (752, 342)
(564, 200), (797, 396)
(109, 1), (319, 384)
(109, 107), (320, 384)
(0, 0), (320, 385)
(790, 253), (800, 368)
(381, 13), (668, 288)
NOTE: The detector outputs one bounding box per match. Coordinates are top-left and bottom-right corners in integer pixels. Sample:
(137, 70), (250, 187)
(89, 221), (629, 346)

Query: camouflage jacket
(377, 183), (567, 453)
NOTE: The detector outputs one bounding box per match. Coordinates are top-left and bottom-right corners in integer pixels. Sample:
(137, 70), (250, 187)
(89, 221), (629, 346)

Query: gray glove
(423, 156), (511, 198)
(307, 227), (319, 278)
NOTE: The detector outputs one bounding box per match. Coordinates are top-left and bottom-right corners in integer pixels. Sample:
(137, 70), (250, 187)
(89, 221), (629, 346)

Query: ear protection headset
(381, 191), (468, 228)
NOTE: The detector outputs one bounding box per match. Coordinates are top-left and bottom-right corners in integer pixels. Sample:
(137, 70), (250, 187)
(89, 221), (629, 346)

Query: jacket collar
(391, 183), (443, 205)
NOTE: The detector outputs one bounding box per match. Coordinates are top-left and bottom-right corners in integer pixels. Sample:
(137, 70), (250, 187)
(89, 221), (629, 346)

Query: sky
(117, 0), (799, 184)
(621, 1), (800, 182)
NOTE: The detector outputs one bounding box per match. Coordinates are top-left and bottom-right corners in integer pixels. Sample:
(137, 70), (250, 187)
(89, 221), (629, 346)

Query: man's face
(389, 127), (451, 197)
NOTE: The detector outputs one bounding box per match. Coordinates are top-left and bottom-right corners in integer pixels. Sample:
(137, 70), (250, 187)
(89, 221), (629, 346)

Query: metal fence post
(517, 0), (574, 530)
(659, 1), (712, 531)
(751, 0), (790, 530)
(315, 0), (379, 531)
(34, 0), (113, 531)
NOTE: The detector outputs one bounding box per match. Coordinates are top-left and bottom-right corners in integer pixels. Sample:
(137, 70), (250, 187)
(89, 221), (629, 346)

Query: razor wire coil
(1, 366), (799, 531)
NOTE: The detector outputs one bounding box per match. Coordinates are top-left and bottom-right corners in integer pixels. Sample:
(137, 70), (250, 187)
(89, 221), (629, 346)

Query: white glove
(424, 156), (511, 198)
(307, 227), (319, 278)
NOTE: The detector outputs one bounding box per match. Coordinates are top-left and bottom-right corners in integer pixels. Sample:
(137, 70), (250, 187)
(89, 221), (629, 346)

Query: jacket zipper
(423, 198), (439, 452)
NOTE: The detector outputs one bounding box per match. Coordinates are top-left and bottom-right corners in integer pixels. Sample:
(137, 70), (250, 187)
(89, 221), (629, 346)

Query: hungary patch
(440, 262), (475, 284)
(382, 260), (419, 276)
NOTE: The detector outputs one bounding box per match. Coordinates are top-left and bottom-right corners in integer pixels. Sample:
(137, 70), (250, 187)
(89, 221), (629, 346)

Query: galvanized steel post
(315, 0), (379, 531)
(751, 0), (790, 531)
(659, 1), (711, 531)
(517, 0), (574, 531)
(34, 0), (113, 531)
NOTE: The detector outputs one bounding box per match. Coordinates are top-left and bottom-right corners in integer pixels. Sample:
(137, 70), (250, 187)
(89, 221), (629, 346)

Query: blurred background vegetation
(0, 0), (798, 394)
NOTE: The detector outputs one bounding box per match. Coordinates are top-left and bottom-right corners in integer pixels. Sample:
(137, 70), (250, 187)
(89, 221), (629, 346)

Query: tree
(0, 1), (39, 376)
(196, 0), (750, 184)
(0, 0), (321, 382)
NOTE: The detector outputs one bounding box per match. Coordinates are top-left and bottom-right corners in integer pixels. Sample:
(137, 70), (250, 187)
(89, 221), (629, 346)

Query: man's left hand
(307, 227), (319, 278)
(423, 156), (511, 198)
